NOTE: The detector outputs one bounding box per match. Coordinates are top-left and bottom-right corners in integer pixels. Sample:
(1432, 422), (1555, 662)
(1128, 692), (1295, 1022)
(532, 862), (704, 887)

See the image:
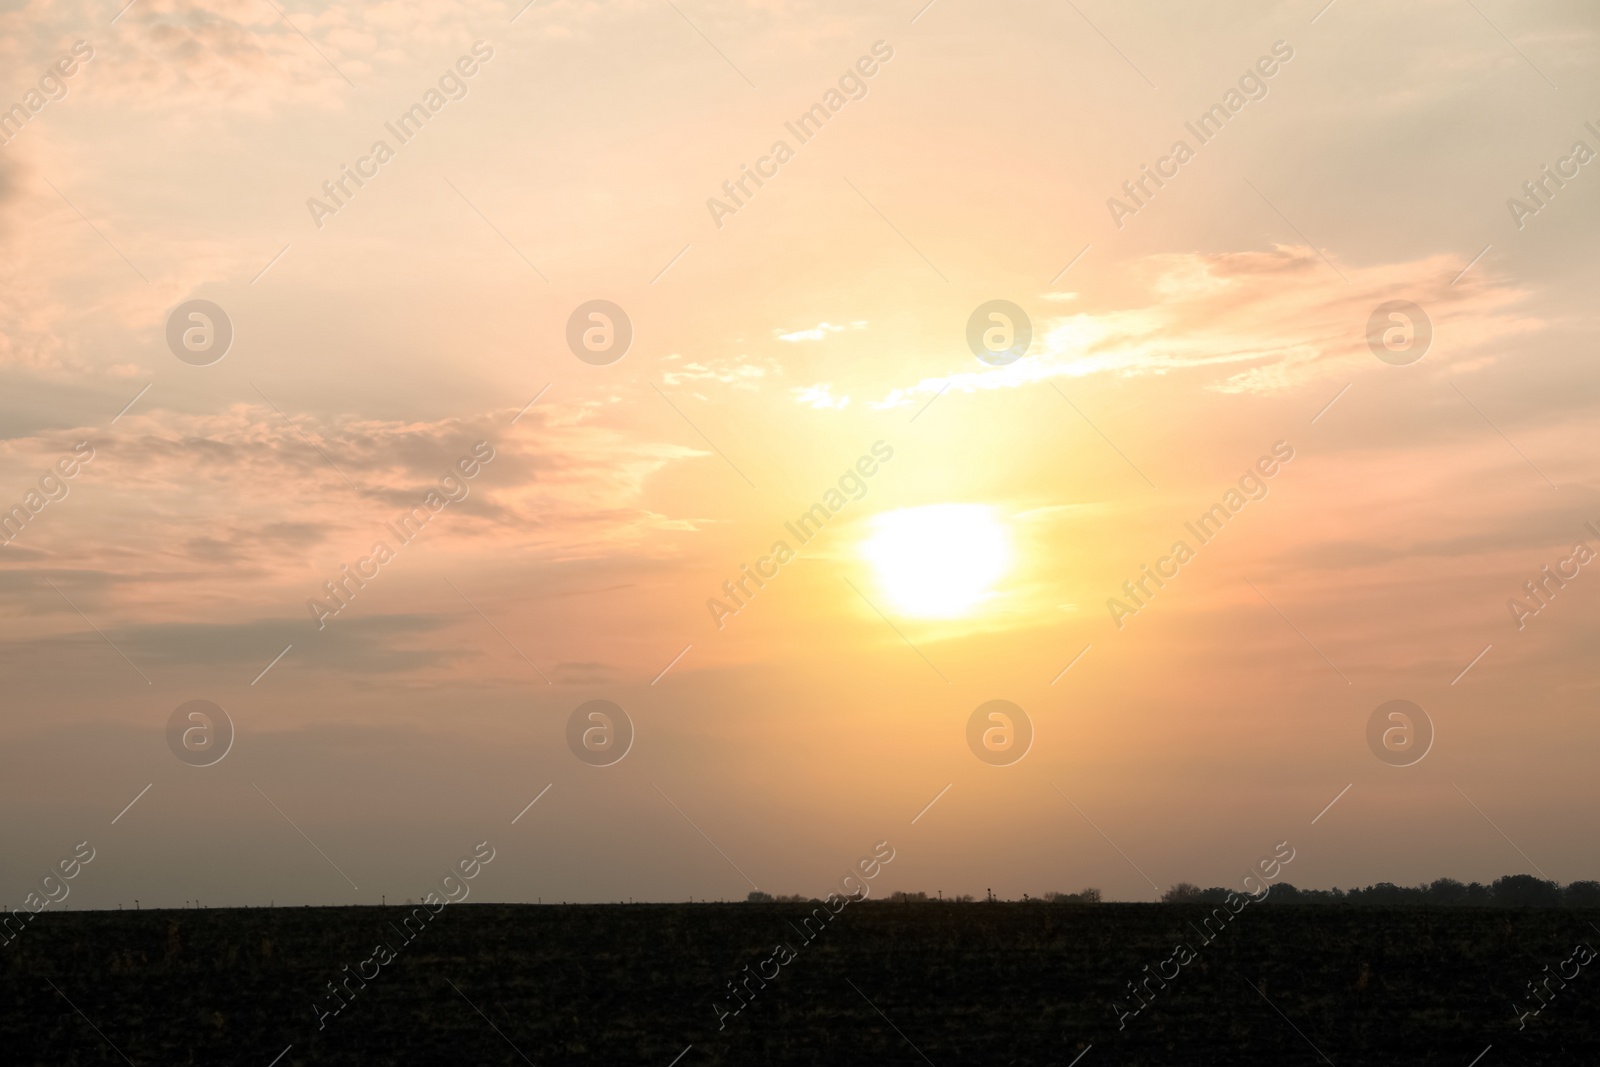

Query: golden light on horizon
(861, 504), (1012, 618)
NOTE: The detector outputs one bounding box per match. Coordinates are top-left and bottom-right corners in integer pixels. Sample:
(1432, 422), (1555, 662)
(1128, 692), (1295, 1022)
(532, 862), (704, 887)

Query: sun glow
(861, 504), (1012, 618)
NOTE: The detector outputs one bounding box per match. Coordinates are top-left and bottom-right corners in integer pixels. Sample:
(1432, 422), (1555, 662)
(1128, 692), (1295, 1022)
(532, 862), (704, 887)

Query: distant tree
(1347, 882), (1417, 905)
(1162, 883), (1204, 903)
(886, 891), (929, 903)
(1564, 881), (1600, 907)
(746, 891), (774, 903)
(1249, 875), (1600, 907)
(1426, 878), (1468, 905)
(1045, 889), (1102, 904)
(1491, 874), (1562, 907)
(1273, 886), (1345, 904)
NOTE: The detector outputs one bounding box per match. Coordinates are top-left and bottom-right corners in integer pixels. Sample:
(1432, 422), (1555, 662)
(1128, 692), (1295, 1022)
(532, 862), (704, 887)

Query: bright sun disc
(861, 504), (1012, 618)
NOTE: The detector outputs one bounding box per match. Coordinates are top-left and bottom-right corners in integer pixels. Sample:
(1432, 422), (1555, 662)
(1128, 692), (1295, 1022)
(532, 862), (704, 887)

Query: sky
(2, 0), (1599, 908)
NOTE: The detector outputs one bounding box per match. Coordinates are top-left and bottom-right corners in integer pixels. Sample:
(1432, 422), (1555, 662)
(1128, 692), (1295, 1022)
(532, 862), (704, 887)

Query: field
(5, 902), (1598, 1065)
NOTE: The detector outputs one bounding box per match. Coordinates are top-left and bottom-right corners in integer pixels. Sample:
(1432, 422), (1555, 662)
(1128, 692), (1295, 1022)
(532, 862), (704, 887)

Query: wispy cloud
(868, 247), (1533, 409)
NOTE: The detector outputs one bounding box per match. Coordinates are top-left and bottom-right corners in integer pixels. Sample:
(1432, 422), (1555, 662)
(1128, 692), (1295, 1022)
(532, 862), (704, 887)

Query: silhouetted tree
(1044, 889), (1101, 903)
(1349, 882), (1412, 905)
(1427, 878), (1468, 904)
(1565, 881), (1600, 907)
(1491, 874), (1562, 907)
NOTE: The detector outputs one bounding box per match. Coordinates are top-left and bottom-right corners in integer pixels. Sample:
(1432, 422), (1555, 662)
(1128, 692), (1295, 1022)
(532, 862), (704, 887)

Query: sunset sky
(3, 0), (1599, 908)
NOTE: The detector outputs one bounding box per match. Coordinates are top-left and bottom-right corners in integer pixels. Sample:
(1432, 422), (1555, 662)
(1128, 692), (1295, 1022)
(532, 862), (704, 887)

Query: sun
(861, 504), (1012, 618)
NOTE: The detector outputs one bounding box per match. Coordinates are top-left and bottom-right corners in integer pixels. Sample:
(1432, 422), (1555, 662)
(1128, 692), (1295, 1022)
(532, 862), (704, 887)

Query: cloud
(0, 398), (706, 625)
(0, 607), (455, 684)
(549, 659), (616, 684)
(183, 521), (330, 564)
(777, 321), (853, 342)
(793, 383), (849, 409)
(119, 611), (454, 673)
(0, 0), (521, 113)
(661, 353), (776, 390)
(0, 152), (19, 215)
(870, 246), (1535, 409)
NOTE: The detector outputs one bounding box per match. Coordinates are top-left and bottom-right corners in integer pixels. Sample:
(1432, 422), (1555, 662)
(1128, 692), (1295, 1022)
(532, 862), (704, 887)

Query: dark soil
(5, 902), (1597, 1065)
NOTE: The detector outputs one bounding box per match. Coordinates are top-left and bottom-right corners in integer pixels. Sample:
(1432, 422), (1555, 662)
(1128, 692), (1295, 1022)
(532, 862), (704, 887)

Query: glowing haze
(2, 0), (1598, 909)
